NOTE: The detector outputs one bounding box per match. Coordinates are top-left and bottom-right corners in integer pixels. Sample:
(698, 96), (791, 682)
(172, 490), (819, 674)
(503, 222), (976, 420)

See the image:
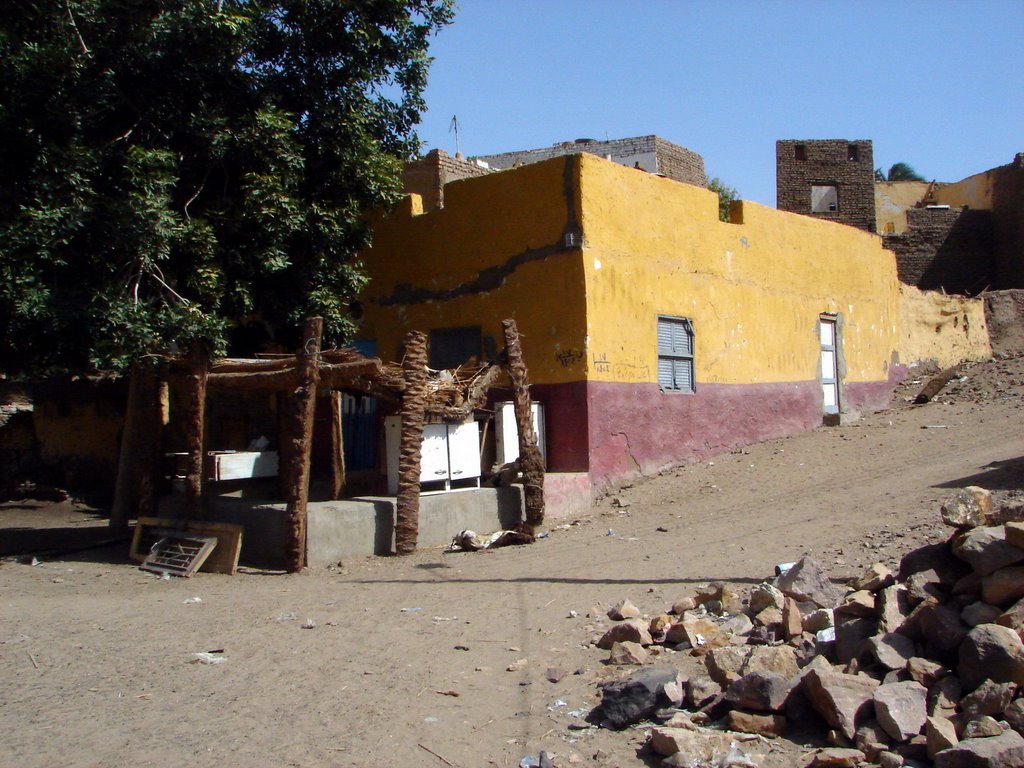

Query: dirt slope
(2, 354), (1022, 768)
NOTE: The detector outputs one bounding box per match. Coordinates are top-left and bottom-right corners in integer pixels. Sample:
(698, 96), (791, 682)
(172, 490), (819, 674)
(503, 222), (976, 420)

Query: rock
(1006, 521), (1024, 548)
(929, 675), (963, 717)
(994, 503), (1024, 526)
(661, 678), (686, 706)
(596, 665), (684, 729)
(854, 563), (897, 592)
(686, 674), (721, 708)
(607, 599), (641, 620)
(961, 680), (1017, 718)
(898, 542), (971, 587)
(866, 633), (917, 671)
(963, 716), (1004, 739)
(719, 586), (744, 615)
(725, 671), (793, 713)
(806, 608), (836, 633)
(776, 556), (846, 608)
(982, 567), (1024, 606)
(933, 728), (1024, 768)
(608, 641), (647, 666)
(743, 645), (800, 679)
(952, 527), (1024, 577)
(879, 585), (913, 633)
(675, 613), (725, 651)
(780, 597), (803, 641)
(705, 646), (749, 687)
(810, 747), (865, 767)
(958, 624), (1024, 691)
(963, 601), (1005, 627)
(997, 596), (1024, 636)
(754, 606), (783, 629)
(856, 719), (893, 761)
(726, 709), (787, 737)
(835, 616), (877, 665)
(907, 656), (948, 687)
(670, 597), (696, 614)
(954, 571), (985, 597)
(1004, 698), (1024, 736)
(878, 750), (904, 767)
(749, 582), (785, 613)
(928, 716), (960, 758)
(837, 590), (877, 618)
(941, 487), (993, 529)
(907, 572), (945, 605)
(874, 681), (928, 742)
(596, 619), (653, 649)
(647, 726), (734, 760)
(545, 667), (566, 683)
(719, 613), (754, 638)
(804, 668), (880, 741)
(903, 603), (968, 662)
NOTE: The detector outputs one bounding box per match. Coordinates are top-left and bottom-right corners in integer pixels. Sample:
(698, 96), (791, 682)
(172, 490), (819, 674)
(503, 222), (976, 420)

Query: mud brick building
(776, 139), (876, 233)
(475, 135), (707, 188)
(401, 148), (494, 212)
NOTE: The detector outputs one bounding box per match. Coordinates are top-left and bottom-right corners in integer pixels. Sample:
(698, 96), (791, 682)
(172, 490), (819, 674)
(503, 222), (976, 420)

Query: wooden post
(183, 344), (209, 520)
(395, 330), (428, 555)
(329, 390), (346, 500)
(502, 319), (544, 537)
(283, 317), (322, 572)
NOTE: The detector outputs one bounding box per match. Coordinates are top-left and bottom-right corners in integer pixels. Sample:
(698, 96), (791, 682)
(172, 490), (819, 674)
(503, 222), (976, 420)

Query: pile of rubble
(585, 486), (1024, 767)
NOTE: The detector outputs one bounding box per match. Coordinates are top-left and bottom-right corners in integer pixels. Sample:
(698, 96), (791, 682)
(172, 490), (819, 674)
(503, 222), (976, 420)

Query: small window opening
(811, 185), (839, 213)
(847, 144), (859, 161)
(794, 144), (807, 161)
(657, 316), (695, 394)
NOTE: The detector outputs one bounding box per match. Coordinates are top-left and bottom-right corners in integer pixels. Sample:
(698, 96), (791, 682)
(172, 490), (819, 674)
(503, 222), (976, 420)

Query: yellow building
(359, 154), (904, 503)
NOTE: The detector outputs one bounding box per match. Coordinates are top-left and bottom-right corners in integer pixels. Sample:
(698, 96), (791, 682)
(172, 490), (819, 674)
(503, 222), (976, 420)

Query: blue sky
(415, 0), (1024, 207)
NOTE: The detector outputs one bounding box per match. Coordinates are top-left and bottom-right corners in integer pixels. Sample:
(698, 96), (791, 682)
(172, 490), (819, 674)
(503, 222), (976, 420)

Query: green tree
(707, 177), (739, 222)
(0, 0), (453, 378)
(876, 162), (926, 182)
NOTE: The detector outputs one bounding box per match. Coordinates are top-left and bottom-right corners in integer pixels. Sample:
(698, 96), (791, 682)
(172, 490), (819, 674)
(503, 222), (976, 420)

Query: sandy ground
(2, 354), (1023, 768)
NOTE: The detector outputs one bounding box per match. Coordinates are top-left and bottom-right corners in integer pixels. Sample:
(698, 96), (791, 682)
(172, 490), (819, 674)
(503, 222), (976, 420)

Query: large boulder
(941, 487), (993, 529)
(596, 665), (683, 729)
(952, 526), (1024, 576)
(724, 671), (793, 713)
(933, 728), (1024, 768)
(982, 567), (1024, 606)
(803, 668), (880, 741)
(958, 624), (1024, 691)
(776, 556), (846, 608)
(873, 680), (928, 742)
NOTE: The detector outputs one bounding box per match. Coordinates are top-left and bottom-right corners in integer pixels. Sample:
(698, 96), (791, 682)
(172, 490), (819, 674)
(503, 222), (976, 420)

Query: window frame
(657, 315), (696, 394)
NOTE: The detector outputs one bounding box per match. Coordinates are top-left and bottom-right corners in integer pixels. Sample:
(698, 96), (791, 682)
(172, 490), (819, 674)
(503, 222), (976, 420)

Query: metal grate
(140, 535), (218, 578)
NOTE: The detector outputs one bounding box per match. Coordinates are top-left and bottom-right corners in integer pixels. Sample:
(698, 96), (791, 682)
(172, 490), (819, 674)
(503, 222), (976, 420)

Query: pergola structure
(111, 319), (545, 571)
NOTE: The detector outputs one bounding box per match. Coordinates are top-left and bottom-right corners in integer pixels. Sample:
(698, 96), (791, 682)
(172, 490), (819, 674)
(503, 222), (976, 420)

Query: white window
(657, 316), (695, 393)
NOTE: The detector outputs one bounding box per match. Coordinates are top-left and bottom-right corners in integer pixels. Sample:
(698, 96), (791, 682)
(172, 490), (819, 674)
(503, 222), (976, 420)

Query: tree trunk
(182, 344), (209, 520)
(502, 319), (544, 537)
(133, 367), (161, 519)
(394, 331), (428, 555)
(329, 390), (346, 500)
(110, 364), (150, 530)
(283, 317), (322, 572)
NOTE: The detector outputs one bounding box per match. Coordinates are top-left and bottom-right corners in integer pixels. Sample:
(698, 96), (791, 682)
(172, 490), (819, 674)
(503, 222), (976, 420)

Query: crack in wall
(379, 157), (582, 308)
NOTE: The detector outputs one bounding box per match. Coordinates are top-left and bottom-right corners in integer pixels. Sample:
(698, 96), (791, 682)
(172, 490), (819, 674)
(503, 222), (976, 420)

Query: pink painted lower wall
(585, 380), (824, 489)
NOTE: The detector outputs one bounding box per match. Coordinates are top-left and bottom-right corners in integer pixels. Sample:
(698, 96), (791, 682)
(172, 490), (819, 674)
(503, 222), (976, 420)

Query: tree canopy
(0, 0), (453, 377)
(876, 162), (927, 182)
(707, 177), (739, 222)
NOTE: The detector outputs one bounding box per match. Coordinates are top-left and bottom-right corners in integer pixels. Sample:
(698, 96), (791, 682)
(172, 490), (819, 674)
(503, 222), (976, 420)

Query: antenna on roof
(449, 115), (461, 157)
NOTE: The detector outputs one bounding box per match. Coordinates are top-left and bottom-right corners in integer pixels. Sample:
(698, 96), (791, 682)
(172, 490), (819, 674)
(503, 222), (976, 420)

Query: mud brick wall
(402, 149), (493, 212)
(476, 136), (707, 188)
(776, 139), (876, 233)
(884, 207), (996, 294)
(992, 153), (1024, 288)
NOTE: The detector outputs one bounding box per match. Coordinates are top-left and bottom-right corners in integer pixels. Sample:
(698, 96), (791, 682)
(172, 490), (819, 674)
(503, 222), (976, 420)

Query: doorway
(819, 315), (840, 421)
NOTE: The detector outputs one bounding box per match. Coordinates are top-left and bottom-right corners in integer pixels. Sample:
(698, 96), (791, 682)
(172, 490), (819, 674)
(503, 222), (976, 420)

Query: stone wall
(884, 207), (996, 294)
(991, 154), (1024, 288)
(401, 148), (493, 212)
(984, 289), (1024, 355)
(475, 135), (707, 188)
(776, 139), (876, 233)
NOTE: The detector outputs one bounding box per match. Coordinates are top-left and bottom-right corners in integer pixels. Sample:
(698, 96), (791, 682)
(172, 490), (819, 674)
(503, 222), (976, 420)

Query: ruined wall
(884, 207), (996, 294)
(875, 181), (932, 234)
(401, 148), (493, 212)
(898, 285), (991, 368)
(777, 139), (876, 233)
(579, 155), (900, 488)
(984, 289), (1024, 356)
(475, 135), (707, 188)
